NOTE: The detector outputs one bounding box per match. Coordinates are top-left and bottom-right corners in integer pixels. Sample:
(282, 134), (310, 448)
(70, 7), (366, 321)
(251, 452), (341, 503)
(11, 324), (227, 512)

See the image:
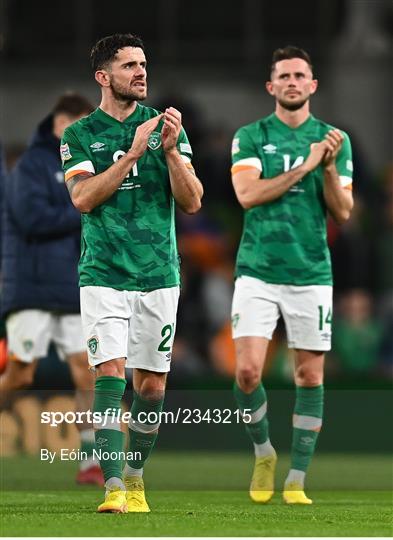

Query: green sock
(126, 391), (164, 470)
(234, 382), (270, 445)
(290, 385), (324, 473)
(93, 376), (126, 482)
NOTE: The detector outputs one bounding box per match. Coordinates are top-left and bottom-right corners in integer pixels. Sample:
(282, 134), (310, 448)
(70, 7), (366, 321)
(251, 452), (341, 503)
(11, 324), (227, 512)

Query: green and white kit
(231, 113), (353, 349)
(6, 310), (84, 362)
(61, 105), (192, 368)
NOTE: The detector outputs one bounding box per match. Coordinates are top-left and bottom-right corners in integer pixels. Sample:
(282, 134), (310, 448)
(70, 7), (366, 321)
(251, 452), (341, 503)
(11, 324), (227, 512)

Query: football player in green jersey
(61, 34), (203, 513)
(231, 46), (353, 505)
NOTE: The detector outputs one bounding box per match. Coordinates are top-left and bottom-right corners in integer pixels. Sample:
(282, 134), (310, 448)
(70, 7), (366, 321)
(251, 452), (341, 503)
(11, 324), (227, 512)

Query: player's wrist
(296, 163), (310, 178)
(127, 148), (142, 161)
(163, 147), (178, 156)
(324, 162), (336, 173)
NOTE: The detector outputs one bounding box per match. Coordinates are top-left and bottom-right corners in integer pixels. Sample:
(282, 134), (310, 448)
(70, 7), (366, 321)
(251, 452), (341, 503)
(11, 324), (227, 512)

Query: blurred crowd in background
(0, 0), (391, 387)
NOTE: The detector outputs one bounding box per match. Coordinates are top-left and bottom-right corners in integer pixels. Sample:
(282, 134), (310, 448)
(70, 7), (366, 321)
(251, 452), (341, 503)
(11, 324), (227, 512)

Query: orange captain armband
(231, 157), (262, 175)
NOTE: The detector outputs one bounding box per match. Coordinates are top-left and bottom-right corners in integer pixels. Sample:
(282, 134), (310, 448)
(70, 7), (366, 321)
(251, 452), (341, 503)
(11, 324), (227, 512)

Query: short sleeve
(176, 128), (193, 169)
(335, 131), (353, 189)
(231, 126), (262, 174)
(61, 126), (95, 182)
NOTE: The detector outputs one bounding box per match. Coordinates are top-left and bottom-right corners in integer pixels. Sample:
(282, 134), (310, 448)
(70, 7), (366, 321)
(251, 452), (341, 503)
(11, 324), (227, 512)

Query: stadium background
(0, 0), (392, 484)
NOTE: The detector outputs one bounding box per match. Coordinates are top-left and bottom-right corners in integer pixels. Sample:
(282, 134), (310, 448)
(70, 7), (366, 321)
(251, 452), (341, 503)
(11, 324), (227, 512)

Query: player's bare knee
(96, 358), (125, 379)
(295, 366), (323, 387)
(68, 353), (94, 389)
(236, 366), (260, 393)
(138, 383), (165, 402)
(74, 367), (95, 390)
(10, 364), (35, 388)
(68, 351), (88, 368)
(137, 375), (165, 401)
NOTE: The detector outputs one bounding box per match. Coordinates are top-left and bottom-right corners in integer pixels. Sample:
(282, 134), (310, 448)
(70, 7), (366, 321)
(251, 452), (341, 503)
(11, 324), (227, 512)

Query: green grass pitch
(1, 452), (392, 536)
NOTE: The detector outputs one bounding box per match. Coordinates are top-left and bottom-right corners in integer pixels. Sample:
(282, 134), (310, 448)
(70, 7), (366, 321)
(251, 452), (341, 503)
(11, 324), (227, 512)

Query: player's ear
(266, 81), (274, 96)
(310, 79), (318, 95)
(95, 70), (111, 87)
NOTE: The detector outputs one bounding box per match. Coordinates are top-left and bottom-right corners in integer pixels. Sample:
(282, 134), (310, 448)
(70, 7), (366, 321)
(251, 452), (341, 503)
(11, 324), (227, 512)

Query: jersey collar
(95, 103), (141, 125)
(271, 112), (314, 131)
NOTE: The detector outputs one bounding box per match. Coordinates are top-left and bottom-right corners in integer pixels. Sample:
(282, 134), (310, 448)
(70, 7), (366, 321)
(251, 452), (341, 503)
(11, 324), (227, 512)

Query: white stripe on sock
(253, 440), (275, 458)
(285, 469), (306, 486)
(105, 477), (125, 491)
(80, 429), (95, 443)
(129, 416), (160, 434)
(293, 414), (322, 431)
(93, 416), (122, 431)
(245, 402), (267, 424)
(123, 462), (143, 478)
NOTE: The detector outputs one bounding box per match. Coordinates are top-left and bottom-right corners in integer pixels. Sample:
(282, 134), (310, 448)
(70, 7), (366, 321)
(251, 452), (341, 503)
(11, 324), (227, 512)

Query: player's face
(107, 47), (148, 102)
(266, 58), (317, 111)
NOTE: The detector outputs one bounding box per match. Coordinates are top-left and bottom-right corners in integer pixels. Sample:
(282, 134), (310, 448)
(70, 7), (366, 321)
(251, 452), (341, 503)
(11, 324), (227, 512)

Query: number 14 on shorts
(318, 305), (332, 331)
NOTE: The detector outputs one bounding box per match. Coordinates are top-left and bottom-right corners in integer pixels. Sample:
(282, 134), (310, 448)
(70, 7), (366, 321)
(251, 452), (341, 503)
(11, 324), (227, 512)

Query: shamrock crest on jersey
(147, 131), (162, 150)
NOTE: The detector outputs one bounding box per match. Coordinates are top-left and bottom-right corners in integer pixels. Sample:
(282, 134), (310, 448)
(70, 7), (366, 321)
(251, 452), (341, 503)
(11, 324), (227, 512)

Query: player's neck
(99, 97), (138, 122)
(274, 104), (311, 129)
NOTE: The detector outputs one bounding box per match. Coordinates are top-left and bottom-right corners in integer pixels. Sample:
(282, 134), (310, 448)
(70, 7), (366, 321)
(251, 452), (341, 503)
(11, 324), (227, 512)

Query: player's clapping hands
(304, 129), (343, 173)
(304, 141), (329, 173)
(322, 129), (344, 166)
(161, 107), (182, 152)
(129, 113), (164, 159)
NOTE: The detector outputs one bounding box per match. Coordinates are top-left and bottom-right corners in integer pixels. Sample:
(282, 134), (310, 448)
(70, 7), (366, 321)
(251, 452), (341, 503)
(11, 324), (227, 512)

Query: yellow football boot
(124, 475), (150, 513)
(283, 482), (313, 504)
(249, 452), (277, 503)
(97, 486), (127, 513)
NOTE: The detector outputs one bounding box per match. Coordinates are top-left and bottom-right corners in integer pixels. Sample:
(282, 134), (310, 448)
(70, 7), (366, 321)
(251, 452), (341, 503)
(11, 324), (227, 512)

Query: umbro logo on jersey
(90, 141), (106, 151)
(263, 144), (277, 154)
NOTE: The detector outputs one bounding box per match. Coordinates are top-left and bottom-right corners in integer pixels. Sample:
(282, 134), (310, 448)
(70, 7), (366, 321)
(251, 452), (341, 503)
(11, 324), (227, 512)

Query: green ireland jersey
(61, 104), (193, 291)
(231, 113), (353, 286)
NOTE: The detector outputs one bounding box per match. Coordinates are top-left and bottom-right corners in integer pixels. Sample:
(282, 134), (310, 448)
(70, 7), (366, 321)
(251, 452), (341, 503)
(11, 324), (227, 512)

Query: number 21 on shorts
(158, 323), (175, 352)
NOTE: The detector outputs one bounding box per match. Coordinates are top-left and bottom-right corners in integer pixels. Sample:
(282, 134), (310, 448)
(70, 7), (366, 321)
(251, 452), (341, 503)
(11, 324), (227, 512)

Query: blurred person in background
(176, 212), (235, 378)
(230, 46), (353, 505)
(61, 33), (202, 514)
(0, 93), (102, 485)
(331, 289), (383, 376)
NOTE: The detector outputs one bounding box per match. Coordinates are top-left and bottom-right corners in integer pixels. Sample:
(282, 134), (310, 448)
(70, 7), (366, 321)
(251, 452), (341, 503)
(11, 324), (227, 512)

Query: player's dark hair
(90, 33), (145, 71)
(270, 46), (313, 75)
(52, 93), (94, 117)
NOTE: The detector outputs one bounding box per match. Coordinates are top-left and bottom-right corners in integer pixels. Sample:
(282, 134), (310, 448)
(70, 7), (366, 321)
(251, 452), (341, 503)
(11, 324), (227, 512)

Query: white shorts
(231, 276), (333, 351)
(80, 285), (180, 371)
(6, 310), (85, 363)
